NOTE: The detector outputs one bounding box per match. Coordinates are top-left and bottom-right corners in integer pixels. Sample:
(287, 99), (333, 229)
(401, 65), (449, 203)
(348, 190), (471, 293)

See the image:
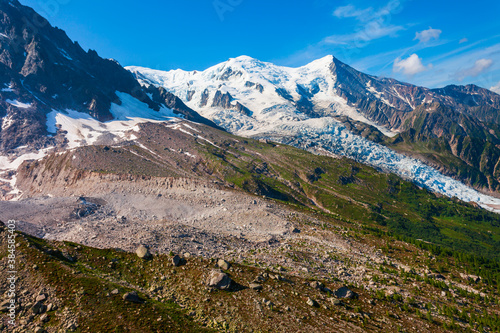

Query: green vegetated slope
(28, 121), (500, 270)
(2, 219), (499, 333)
(383, 103), (500, 193)
(0, 227), (214, 332)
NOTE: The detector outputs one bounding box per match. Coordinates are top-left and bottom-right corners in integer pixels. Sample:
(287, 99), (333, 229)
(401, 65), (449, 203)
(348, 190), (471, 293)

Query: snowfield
(128, 56), (500, 212)
(46, 92), (181, 149)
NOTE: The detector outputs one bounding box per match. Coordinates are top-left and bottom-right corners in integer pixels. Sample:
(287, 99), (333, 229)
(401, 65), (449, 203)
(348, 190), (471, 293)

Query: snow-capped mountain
(128, 55), (500, 136)
(128, 55), (398, 137)
(128, 56), (500, 211)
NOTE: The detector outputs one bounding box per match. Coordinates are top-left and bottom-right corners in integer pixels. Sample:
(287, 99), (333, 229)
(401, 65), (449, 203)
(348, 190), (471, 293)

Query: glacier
(127, 56), (500, 212)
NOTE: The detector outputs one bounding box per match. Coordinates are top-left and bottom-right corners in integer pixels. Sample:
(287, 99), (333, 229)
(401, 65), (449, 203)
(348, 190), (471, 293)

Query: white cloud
(455, 58), (493, 81)
(414, 27), (442, 43)
(491, 81), (500, 94)
(393, 54), (431, 75)
(327, 0), (404, 47)
(414, 42), (500, 88)
(333, 5), (371, 19)
(325, 23), (404, 45)
(459, 38), (468, 44)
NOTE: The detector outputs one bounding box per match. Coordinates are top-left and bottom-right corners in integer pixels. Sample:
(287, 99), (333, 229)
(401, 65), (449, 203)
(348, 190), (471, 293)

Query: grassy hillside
(19, 121), (500, 281)
(2, 214), (499, 332)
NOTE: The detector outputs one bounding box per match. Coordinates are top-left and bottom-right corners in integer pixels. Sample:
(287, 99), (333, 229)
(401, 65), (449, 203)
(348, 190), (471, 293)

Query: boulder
(306, 297), (319, 307)
(249, 283), (263, 291)
(172, 255), (182, 267)
(217, 259), (231, 270)
(135, 245), (152, 260)
(35, 294), (47, 302)
(46, 303), (57, 312)
(123, 291), (144, 303)
(329, 298), (342, 306)
(207, 270), (232, 290)
(309, 281), (324, 290)
(334, 286), (356, 299)
(32, 302), (47, 314)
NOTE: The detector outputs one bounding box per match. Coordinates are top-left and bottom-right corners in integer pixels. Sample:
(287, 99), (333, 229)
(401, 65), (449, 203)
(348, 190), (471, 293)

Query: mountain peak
(301, 55), (336, 73)
(231, 55), (257, 62)
(224, 55), (267, 70)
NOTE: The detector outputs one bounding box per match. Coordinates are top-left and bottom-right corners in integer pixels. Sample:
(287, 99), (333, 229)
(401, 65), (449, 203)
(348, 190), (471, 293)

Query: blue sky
(19, 0), (500, 92)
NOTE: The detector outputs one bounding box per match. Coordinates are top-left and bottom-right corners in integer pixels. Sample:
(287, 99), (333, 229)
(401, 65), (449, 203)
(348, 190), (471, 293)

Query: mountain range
(128, 55), (500, 194)
(1, 1), (500, 332)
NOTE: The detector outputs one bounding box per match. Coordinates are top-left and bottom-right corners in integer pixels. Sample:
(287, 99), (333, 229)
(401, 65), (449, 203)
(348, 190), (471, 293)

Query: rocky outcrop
(235, 102), (251, 116)
(200, 88), (209, 107)
(211, 90), (233, 109)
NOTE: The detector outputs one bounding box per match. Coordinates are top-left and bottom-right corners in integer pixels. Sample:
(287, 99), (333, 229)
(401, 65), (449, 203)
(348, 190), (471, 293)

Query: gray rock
(306, 297), (319, 307)
(35, 294), (47, 302)
(32, 302), (46, 314)
(46, 303), (57, 312)
(111, 289), (120, 295)
(34, 327), (45, 333)
(334, 286), (356, 299)
(66, 323), (77, 332)
(262, 298), (274, 307)
(254, 275), (266, 283)
(329, 298), (342, 306)
(136, 245), (152, 260)
(249, 283), (263, 291)
(62, 252), (76, 262)
(40, 313), (49, 322)
(217, 259), (231, 270)
(309, 281), (324, 290)
(207, 270), (232, 290)
(123, 291), (144, 303)
(172, 255), (182, 267)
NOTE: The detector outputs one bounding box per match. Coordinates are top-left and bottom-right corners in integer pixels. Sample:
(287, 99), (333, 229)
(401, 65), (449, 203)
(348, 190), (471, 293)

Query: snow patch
(58, 48), (73, 61)
(1, 115), (14, 130)
(6, 99), (32, 109)
(1, 83), (13, 92)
